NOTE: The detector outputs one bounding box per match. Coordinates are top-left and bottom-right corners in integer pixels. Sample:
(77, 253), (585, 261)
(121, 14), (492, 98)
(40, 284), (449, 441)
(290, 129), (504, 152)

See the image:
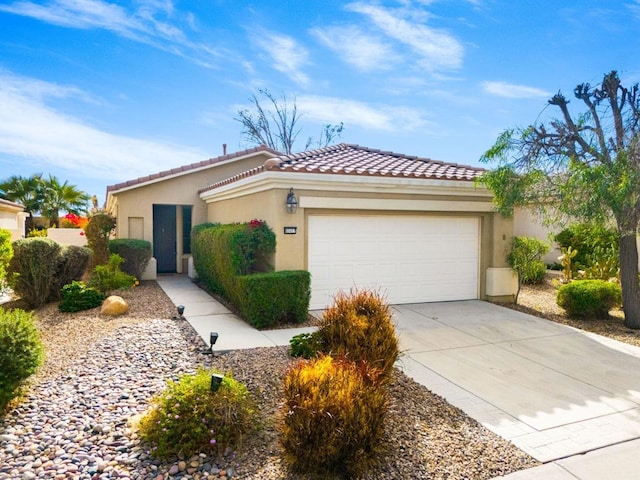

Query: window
(182, 206), (192, 254)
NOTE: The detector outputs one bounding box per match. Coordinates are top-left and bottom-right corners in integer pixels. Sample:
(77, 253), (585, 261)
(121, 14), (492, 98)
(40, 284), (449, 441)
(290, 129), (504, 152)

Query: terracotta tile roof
(106, 145), (281, 194)
(199, 143), (485, 194)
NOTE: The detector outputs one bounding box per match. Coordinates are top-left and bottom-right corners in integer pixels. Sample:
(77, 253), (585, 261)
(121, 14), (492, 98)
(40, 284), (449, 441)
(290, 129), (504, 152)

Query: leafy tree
(236, 89), (343, 154)
(0, 174), (44, 233)
(507, 237), (549, 304)
(478, 71), (640, 328)
(0, 174), (90, 230)
(40, 175), (90, 227)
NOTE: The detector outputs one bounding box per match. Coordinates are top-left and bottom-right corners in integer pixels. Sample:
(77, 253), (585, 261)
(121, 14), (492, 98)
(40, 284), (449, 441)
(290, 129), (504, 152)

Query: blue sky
(0, 0), (639, 203)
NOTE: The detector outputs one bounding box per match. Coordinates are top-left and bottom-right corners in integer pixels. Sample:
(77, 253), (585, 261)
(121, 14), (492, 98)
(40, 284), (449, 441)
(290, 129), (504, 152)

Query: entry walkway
(156, 275), (316, 351)
(157, 275), (640, 480)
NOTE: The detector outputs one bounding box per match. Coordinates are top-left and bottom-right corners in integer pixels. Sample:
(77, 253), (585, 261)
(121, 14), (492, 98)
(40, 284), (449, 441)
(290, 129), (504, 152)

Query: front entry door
(153, 205), (177, 273)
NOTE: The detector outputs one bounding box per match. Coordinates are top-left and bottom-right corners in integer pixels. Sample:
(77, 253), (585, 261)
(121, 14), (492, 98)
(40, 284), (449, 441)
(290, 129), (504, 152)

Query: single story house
(0, 198), (27, 242)
(106, 143), (516, 309)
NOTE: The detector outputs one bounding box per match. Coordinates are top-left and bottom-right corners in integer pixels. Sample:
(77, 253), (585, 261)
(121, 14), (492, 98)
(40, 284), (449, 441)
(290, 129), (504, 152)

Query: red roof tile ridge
(198, 165), (267, 194)
(107, 144), (281, 193)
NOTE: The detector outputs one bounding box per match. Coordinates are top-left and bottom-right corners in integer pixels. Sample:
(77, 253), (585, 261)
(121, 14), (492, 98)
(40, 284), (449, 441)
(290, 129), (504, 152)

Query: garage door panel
(308, 215), (479, 310)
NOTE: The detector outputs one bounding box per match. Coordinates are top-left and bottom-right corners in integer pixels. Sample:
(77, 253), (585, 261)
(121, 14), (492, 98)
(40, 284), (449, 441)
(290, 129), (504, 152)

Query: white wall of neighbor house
(0, 209), (27, 242)
(47, 228), (88, 246)
(513, 207), (562, 265)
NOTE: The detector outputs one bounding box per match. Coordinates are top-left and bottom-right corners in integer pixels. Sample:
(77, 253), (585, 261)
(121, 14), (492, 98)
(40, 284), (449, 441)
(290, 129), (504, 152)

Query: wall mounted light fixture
(286, 187), (298, 214)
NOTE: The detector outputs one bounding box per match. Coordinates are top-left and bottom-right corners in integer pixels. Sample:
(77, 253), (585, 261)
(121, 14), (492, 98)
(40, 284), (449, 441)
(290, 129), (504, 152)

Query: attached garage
(308, 215), (480, 309)
(200, 143), (517, 305)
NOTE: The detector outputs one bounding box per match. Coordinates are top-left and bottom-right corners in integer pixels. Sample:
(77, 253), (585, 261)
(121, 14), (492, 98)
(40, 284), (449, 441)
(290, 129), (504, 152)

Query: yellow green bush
(280, 355), (388, 478)
(138, 368), (257, 458)
(316, 289), (399, 383)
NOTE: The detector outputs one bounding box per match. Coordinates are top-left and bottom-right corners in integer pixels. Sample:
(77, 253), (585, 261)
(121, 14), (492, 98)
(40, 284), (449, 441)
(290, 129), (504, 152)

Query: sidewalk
(156, 275), (640, 480)
(156, 275), (316, 352)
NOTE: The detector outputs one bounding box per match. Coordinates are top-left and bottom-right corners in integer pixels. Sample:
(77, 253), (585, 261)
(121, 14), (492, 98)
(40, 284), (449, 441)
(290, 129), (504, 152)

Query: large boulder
(101, 295), (129, 316)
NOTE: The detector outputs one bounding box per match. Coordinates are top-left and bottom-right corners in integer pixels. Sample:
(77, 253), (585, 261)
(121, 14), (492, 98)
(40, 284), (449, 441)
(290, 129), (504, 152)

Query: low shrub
(59, 281), (104, 312)
(280, 355), (388, 478)
(8, 238), (61, 308)
(316, 289), (399, 383)
(0, 229), (12, 293)
(88, 254), (137, 295)
(85, 213), (116, 267)
(236, 270), (310, 328)
(508, 236), (549, 285)
(557, 280), (622, 318)
(555, 223), (618, 271)
(109, 239), (152, 279)
(51, 246), (92, 299)
(0, 309), (44, 411)
(138, 368), (257, 458)
(289, 332), (321, 359)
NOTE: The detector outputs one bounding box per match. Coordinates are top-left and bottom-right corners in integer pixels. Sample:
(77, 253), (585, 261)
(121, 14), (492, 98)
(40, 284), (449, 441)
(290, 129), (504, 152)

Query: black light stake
(203, 331), (219, 355)
(172, 305), (185, 320)
(210, 373), (224, 392)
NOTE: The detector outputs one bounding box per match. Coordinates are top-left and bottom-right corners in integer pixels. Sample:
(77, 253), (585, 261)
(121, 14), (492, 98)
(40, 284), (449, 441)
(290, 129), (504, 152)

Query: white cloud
(0, 72), (207, 183)
(311, 25), (395, 72)
(297, 95), (430, 131)
(254, 31), (310, 86)
(346, 2), (463, 71)
(482, 81), (551, 99)
(0, 0), (221, 67)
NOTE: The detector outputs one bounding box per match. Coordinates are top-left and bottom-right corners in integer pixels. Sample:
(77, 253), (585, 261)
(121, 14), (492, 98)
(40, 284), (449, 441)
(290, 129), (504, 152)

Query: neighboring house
(513, 207), (562, 265)
(0, 198), (27, 242)
(106, 143), (516, 309)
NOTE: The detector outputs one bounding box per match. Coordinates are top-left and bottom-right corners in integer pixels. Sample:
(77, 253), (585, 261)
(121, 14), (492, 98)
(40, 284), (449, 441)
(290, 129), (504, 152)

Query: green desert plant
(0, 229), (12, 293)
(0, 309), (44, 411)
(138, 368), (257, 458)
(8, 237), (61, 307)
(58, 281), (104, 313)
(88, 254), (136, 295)
(557, 280), (622, 319)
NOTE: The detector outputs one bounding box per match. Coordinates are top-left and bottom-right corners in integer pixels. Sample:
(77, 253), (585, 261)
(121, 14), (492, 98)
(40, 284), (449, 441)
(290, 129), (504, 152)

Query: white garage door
(308, 215), (479, 310)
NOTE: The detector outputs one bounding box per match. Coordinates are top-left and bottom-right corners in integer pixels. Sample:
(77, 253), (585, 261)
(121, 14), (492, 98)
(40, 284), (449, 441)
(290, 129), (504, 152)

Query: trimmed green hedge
(109, 238), (152, 279)
(191, 223), (223, 295)
(191, 221), (310, 328)
(556, 280), (622, 318)
(236, 270), (311, 328)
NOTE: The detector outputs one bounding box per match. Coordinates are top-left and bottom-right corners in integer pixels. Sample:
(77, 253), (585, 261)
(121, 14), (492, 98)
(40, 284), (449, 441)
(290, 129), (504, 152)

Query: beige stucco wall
(0, 206), (27, 242)
(204, 182), (513, 300)
(107, 153), (272, 273)
(513, 206), (562, 264)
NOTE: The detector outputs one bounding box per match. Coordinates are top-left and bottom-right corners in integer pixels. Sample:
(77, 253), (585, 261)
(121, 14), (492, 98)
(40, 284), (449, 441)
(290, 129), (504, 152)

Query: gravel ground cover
(0, 281), (543, 479)
(509, 272), (640, 348)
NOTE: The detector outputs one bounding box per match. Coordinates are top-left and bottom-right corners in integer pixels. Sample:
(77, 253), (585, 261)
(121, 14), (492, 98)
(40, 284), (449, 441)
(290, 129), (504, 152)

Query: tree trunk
(619, 232), (640, 329)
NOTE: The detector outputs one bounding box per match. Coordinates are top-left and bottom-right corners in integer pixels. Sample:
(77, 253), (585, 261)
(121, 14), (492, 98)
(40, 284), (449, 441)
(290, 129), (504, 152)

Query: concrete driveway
(394, 300), (640, 465)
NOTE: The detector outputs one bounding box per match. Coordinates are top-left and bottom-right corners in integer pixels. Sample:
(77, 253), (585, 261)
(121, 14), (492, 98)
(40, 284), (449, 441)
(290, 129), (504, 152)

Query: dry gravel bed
(508, 272), (640, 348)
(0, 281), (544, 479)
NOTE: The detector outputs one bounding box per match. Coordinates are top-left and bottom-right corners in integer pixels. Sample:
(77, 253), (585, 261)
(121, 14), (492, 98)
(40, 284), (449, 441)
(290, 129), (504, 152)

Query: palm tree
(40, 175), (91, 227)
(0, 174), (44, 234)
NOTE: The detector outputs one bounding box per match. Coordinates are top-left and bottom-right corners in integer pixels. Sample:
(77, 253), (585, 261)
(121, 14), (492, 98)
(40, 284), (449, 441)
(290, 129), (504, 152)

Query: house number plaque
(284, 226), (297, 234)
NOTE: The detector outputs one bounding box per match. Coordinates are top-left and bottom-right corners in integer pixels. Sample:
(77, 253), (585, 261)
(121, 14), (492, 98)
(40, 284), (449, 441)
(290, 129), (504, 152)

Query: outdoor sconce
(210, 373), (224, 393)
(286, 187), (298, 214)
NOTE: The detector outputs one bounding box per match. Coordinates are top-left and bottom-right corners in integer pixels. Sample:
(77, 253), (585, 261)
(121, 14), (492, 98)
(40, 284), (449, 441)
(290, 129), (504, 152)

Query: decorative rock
(100, 296), (129, 316)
